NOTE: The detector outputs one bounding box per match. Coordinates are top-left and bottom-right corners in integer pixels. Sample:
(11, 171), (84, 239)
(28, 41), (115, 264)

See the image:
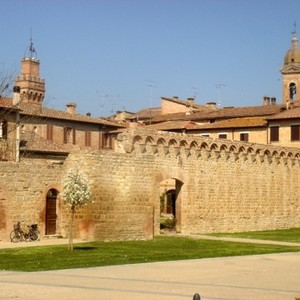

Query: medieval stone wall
(116, 129), (300, 234)
(0, 159), (63, 241)
(1, 129), (300, 242)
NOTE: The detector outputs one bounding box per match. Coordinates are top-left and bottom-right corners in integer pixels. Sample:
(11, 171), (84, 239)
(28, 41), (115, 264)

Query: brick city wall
(1, 129), (300, 242)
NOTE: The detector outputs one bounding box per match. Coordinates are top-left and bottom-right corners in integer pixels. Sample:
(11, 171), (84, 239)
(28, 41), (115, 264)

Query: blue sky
(1, 0), (300, 117)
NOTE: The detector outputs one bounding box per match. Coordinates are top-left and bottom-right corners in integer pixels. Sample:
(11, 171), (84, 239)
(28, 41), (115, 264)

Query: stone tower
(15, 40), (45, 106)
(281, 31), (300, 105)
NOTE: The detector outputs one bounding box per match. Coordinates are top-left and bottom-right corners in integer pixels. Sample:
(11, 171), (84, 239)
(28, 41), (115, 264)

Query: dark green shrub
(160, 218), (176, 229)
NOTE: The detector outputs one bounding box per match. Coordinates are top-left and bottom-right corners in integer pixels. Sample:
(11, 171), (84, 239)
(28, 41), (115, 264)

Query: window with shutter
(63, 127), (68, 144)
(270, 126), (279, 142)
(46, 124), (53, 141)
(85, 131), (91, 147)
(240, 133), (249, 141)
(291, 125), (300, 141)
(218, 133), (227, 139)
(72, 128), (76, 144)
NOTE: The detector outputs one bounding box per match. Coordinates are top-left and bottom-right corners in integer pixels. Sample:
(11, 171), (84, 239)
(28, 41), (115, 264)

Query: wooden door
(46, 189), (57, 235)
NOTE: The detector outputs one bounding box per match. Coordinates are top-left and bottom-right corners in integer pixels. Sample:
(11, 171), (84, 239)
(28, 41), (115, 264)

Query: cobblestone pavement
(0, 236), (300, 300)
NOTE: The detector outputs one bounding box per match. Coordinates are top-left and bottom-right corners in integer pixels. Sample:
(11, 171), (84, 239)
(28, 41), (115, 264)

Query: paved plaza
(0, 238), (300, 300)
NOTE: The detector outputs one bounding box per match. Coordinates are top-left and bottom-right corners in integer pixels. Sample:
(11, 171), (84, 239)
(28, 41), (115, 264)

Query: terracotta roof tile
(196, 117), (268, 129)
(0, 97), (16, 109)
(143, 117), (267, 131)
(150, 105), (283, 123)
(17, 102), (125, 128)
(20, 130), (69, 154)
(161, 96), (203, 109)
(143, 121), (201, 131)
(132, 107), (161, 119)
(267, 106), (300, 120)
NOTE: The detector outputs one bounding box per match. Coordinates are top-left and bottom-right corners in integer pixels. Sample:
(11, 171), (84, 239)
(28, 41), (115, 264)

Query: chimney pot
(66, 102), (77, 115)
(263, 96), (270, 106)
(13, 86), (21, 105)
(271, 97), (276, 105)
(206, 101), (217, 109)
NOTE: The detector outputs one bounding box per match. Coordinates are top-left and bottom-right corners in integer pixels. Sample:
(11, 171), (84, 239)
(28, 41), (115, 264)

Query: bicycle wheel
(10, 230), (22, 243)
(29, 230), (40, 242)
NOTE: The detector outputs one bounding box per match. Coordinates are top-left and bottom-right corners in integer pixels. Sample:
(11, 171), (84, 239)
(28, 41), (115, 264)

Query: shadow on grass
(73, 246), (96, 251)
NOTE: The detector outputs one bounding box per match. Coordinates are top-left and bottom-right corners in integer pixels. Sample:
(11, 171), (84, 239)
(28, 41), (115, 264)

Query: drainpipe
(13, 86), (20, 162)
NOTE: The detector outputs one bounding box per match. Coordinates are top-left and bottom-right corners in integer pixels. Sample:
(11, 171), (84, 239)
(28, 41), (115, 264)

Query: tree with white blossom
(62, 167), (92, 251)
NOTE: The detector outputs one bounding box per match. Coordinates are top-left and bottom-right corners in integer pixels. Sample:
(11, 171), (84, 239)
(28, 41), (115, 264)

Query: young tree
(0, 68), (15, 98)
(62, 167), (92, 251)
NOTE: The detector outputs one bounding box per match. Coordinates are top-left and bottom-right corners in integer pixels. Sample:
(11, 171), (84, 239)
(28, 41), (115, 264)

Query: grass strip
(209, 227), (300, 243)
(0, 236), (299, 272)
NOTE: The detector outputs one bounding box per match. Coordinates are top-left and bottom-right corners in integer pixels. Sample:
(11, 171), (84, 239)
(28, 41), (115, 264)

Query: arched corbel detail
(238, 146), (245, 154)
(189, 140), (199, 149)
(179, 139), (188, 149)
(200, 142), (209, 150)
(145, 136), (155, 154)
(168, 139), (178, 147)
(133, 135), (143, 144)
(262, 150), (271, 164)
(145, 135), (155, 144)
(219, 144), (229, 160)
(229, 145), (237, 153)
(279, 151), (286, 158)
(287, 152), (295, 166)
(157, 137), (167, 146)
(190, 141), (200, 158)
(210, 143), (218, 151)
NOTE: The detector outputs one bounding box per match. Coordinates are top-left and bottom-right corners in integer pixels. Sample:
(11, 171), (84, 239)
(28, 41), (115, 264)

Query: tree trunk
(68, 206), (75, 251)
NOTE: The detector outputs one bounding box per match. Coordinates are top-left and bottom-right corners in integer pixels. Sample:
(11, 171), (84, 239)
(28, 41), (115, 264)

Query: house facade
(0, 47), (125, 162)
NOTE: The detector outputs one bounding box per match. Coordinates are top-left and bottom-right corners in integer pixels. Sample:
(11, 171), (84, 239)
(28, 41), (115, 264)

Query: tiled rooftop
(16, 102), (125, 128)
(143, 120), (201, 131)
(193, 117), (268, 129)
(20, 130), (70, 154)
(143, 117), (267, 131)
(267, 105), (300, 120)
(0, 97), (17, 109)
(149, 104), (283, 123)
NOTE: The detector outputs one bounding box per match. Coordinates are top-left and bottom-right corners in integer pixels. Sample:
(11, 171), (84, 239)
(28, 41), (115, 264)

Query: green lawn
(0, 235), (299, 272)
(209, 227), (300, 243)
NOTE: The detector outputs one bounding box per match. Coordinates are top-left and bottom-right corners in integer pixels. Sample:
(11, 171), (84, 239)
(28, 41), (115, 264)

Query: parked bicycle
(10, 221), (40, 243)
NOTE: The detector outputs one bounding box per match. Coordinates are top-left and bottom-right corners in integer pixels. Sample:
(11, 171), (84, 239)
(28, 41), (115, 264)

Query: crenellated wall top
(116, 129), (300, 162)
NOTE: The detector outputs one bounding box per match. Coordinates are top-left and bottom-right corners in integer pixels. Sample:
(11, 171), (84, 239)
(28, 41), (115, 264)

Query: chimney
(263, 96), (270, 106)
(13, 86), (21, 105)
(271, 97), (276, 105)
(66, 102), (77, 115)
(86, 112), (91, 117)
(206, 101), (217, 109)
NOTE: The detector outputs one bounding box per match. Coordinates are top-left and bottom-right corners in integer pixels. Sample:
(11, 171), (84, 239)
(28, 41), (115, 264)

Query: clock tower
(15, 39), (45, 106)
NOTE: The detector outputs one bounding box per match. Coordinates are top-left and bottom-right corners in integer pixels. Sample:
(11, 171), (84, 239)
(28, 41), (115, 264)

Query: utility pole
(146, 80), (157, 125)
(215, 83), (226, 107)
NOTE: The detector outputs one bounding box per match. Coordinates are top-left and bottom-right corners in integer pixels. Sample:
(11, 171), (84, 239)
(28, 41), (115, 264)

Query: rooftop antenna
(215, 83), (226, 107)
(191, 87), (200, 100)
(146, 80), (157, 125)
(292, 21), (297, 36)
(24, 28), (37, 58)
